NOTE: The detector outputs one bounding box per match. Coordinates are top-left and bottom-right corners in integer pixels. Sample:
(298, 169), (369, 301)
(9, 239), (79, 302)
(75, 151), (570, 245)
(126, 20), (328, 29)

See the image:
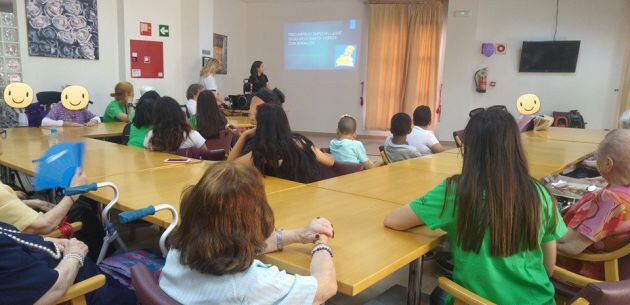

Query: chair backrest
(204, 130), (233, 153)
(331, 161), (363, 176)
(378, 145), (390, 165)
(574, 279), (630, 305)
(131, 263), (181, 305)
(316, 161), (363, 181)
(36, 91), (61, 107)
(172, 147), (225, 161)
(453, 130), (465, 148)
(121, 123), (131, 145)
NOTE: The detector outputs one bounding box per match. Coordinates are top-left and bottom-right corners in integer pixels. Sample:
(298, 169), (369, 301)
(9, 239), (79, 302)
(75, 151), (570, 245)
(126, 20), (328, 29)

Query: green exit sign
(159, 24), (169, 37)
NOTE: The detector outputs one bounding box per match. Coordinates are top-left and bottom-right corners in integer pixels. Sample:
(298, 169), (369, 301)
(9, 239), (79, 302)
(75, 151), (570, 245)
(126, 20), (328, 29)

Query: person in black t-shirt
(247, 61), (269, 93)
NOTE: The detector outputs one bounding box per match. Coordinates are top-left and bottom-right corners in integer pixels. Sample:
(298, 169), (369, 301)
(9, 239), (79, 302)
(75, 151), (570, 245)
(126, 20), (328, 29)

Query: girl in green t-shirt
(104, 82), (134, 123)
(127, 91), (159, 148)
(384, 107), (566, 305)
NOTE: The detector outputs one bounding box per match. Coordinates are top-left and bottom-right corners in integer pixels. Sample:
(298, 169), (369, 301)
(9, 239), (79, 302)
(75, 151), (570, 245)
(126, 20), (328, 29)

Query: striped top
(159, 249), (318, 305)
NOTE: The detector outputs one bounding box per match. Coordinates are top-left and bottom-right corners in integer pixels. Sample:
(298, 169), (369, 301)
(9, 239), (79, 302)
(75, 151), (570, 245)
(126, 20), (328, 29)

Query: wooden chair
(378, 145), (391, 165)
(204, 130), (234, 154)
(558, 243), (630, 282)
(44, 222), (83, 238)
(55, 274), (106, 305)
(437, 277), (495, 305)
(438, 269), (599, 305)
(453, 130), (465, 148)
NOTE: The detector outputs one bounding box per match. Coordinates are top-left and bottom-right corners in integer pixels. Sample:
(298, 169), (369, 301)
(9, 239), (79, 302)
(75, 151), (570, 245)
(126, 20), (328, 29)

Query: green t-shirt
(103, 100), (128, 122)
(127, 124), (150, 148)
(188, 115), (197, 130)
(410, 180), (566, 305)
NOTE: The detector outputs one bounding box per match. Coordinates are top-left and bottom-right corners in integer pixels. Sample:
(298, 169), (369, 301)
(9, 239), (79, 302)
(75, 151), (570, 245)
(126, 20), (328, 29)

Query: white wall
(121, 0), (184, 101)
(17, 0), (121, 114)
(246, 0), (369, 134)
(439, 0), (630, 140)
(213, 0), (248, 96)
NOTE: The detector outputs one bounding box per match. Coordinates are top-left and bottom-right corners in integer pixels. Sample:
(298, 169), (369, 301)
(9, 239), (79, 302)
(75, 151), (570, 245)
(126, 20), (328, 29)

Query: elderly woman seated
(557, 129), (630, 280)
(159, 162), (338, 304)
(0, 222), (136, 304)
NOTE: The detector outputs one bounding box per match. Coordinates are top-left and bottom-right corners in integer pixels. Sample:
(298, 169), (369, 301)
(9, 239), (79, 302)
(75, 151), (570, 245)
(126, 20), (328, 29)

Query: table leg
(407, 256), (424, 305)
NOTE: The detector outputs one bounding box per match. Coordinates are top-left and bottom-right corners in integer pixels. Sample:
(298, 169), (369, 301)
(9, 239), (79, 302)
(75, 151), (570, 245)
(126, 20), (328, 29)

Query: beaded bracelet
(311, 244), (333, 257)
(64, 253), (84, 267)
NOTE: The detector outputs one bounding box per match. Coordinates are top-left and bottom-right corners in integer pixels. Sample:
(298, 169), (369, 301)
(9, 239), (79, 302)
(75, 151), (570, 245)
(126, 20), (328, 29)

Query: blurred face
(4, 83), (34, 109)
(61, 85), (90, 110)
(258, 64), (265, 74)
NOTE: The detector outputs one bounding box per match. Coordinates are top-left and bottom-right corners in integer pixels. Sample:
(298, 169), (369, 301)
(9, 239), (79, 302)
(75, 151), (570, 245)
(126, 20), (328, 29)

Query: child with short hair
(384, 113), (422, 162)
(408, 105), (444, 155)
(329, 115), (378, 169)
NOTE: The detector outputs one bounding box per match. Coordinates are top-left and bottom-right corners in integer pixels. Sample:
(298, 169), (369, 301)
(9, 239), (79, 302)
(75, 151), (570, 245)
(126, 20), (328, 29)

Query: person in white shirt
(184, 84), (203, 116)
(159, 162), (337, 305)
(407, 105), (444, 155)
(384, 113), (423, 162)
(199, 58), (220, 93)
(143, 96), (207, 151)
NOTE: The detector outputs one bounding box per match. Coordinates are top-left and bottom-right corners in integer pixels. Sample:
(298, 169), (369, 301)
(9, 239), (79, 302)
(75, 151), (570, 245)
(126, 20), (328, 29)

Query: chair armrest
(552, 266), (601, 289)
(44, 222), (83, 238)
(55, 274), (106, 304)
(558, 244), (630, 262)
(437, 277), (496, 305)
(570, 298), (590, 305)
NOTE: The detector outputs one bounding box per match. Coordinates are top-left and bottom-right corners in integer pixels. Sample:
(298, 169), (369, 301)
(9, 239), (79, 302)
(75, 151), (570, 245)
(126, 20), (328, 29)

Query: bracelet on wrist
(311, 245), (333, 258)
(276, 228), (283, 251)
(63, 253), (84, 267)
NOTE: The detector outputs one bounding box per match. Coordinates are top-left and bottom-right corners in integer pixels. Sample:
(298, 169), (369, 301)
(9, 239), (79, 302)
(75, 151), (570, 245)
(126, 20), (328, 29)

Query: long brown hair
(446, 108), (556, 256)
(150, 96), (191, 151)
(170, 162), (274, 275)
(196, 90), (227, 139)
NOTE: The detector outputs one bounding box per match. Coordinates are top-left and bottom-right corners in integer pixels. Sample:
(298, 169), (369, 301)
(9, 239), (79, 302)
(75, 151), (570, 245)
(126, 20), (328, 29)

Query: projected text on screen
(284, 20), (362, 70)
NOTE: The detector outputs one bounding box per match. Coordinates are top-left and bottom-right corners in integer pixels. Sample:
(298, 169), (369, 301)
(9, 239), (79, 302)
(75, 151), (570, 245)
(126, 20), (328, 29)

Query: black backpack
(552, 110), (585, 129)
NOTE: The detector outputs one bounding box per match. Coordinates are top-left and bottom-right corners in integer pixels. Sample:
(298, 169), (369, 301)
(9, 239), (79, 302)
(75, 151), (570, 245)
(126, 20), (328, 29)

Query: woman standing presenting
(199, 58), (221, 93)
(247, 61), (269, 93)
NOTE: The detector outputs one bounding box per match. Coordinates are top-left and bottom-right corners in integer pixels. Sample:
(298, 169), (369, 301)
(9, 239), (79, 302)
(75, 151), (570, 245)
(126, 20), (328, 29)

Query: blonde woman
(199, 58), (221, 93)
(104, 82), (134, 123)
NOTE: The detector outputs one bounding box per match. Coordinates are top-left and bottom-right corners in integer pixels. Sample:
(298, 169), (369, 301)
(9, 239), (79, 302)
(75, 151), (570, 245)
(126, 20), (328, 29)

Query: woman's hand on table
(298, 217), (334, 244)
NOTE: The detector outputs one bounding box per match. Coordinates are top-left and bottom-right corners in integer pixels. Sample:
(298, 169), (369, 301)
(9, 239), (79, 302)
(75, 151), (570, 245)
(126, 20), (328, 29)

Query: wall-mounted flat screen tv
(519, 41), (580, 72)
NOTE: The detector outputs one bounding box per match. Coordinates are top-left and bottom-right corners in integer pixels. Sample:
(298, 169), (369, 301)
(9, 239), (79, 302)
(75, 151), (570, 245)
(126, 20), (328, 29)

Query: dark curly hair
(149, 96), (191, 151)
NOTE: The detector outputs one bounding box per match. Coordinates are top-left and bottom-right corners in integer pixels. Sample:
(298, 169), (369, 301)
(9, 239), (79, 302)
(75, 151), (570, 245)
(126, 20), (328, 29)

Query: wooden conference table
(0, 125), (606, 303)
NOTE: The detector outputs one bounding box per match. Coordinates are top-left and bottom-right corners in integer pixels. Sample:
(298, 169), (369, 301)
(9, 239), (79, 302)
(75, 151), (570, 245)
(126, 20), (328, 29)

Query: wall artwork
(25, 0), (99, 60)
(213, 33), (227, 74)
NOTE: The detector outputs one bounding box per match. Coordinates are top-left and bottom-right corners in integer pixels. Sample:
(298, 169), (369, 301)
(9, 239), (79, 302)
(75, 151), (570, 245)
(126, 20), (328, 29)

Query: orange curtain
(365, 5), (409, 130)
(365, 2), (444, 130)
(402, 3), (443, 130)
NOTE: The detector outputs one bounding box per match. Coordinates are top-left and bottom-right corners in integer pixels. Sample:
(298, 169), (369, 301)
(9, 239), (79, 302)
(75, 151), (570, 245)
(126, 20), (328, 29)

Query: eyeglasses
(0, 129), (6, 139)
(469, 105), (508, 118)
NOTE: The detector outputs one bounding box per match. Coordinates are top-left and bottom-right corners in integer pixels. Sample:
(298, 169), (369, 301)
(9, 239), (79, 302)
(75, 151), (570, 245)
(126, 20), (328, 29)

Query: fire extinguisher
(474, 68), (488, 93)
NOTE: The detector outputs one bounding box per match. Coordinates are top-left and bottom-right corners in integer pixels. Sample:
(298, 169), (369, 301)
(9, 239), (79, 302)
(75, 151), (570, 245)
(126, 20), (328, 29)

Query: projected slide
(284, 20), (362, 70)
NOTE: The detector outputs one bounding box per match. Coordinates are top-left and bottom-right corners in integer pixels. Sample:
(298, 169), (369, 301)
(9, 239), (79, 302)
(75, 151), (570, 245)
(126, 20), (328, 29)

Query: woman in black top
(227, 104), (334, 183)
(248, 61), (269, 93)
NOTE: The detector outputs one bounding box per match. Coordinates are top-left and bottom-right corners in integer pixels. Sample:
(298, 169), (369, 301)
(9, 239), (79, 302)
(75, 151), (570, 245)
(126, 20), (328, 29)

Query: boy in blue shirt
(329, 115), (378, 169)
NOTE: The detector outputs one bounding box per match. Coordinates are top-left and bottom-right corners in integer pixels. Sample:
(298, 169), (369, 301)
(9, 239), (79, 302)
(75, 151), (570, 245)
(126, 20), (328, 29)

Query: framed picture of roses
(25, 0), (99, 60)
